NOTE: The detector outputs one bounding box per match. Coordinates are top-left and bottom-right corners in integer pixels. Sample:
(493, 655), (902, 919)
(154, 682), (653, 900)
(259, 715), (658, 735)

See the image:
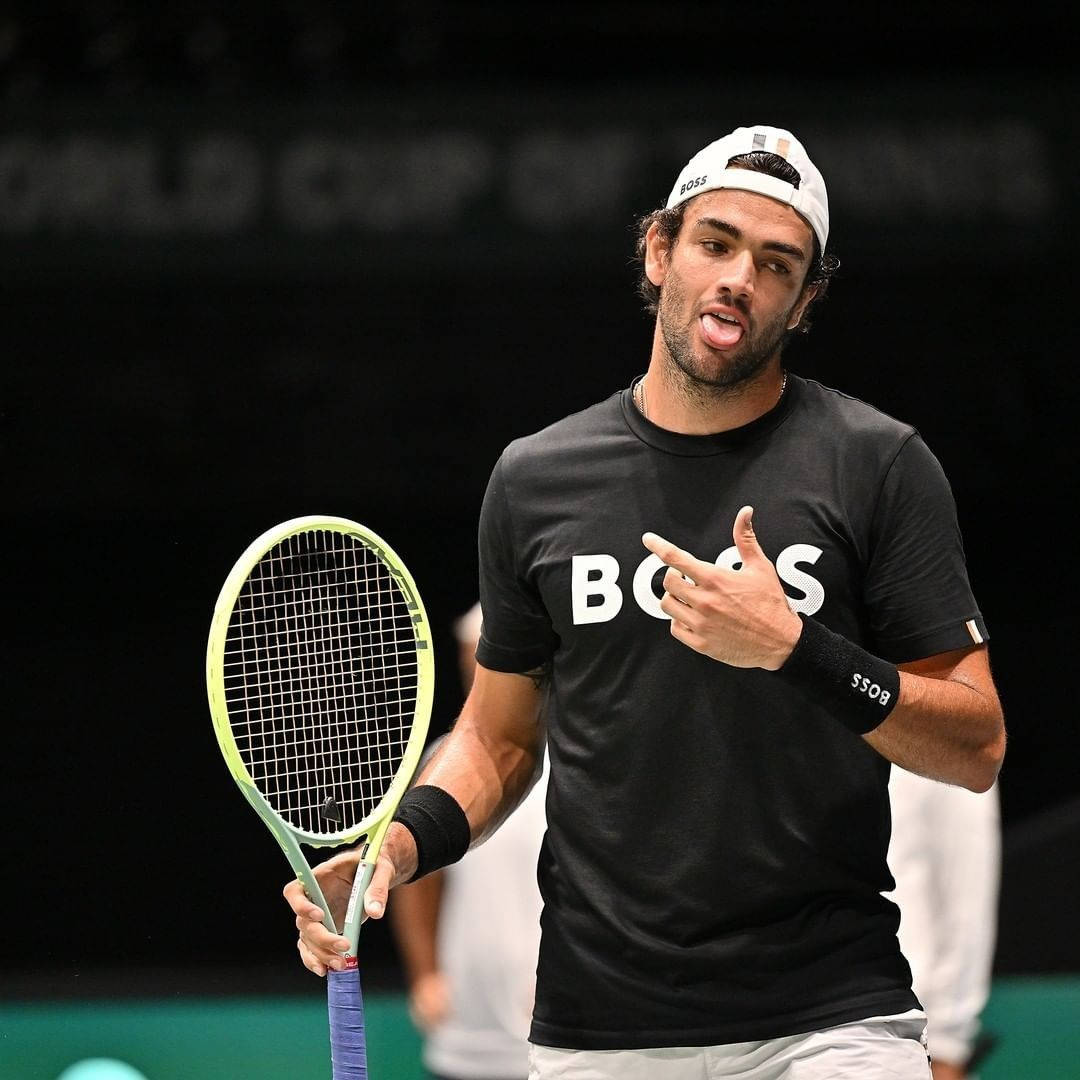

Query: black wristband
(392, 785), (471, 882)
(777, 616), (900, 734)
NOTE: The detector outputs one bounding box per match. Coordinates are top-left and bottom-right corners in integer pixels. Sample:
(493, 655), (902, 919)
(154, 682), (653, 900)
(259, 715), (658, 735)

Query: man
(389, 602), (547, 1080)
(887, 771), (1002, 1079)
(286, 125), (1006, 1079)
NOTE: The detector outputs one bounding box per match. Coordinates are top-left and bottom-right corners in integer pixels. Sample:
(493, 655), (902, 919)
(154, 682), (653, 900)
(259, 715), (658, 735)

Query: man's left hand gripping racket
(206, 516), (433, 1080)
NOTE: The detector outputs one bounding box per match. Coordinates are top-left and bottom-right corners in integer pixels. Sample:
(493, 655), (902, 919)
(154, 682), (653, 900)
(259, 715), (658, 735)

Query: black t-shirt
(475, 374), (988, 1050)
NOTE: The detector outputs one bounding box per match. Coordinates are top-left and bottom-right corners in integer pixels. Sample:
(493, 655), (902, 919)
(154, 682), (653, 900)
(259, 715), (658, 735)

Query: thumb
(733, 505), (765, 565)
(363, 857), (394, 920)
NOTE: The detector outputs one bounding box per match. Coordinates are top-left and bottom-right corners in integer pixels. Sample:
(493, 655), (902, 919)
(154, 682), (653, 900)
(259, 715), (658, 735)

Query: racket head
(206, 515), (434, 848)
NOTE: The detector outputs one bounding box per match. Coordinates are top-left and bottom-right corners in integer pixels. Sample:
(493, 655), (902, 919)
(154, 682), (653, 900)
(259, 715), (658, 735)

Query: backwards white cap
(666, 125), (829, 253)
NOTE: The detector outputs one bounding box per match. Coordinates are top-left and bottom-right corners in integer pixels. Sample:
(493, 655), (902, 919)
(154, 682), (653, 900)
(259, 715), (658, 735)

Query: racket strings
(223, 528), (419, 835)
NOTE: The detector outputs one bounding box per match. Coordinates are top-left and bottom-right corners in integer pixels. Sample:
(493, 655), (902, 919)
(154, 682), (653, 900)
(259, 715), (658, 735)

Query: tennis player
(286, 125), (1006, 1079)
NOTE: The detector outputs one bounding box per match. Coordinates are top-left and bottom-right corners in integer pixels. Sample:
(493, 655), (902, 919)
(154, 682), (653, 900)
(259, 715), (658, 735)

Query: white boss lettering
(678, 174), (708, 196)
(774, 544), (824, 616)
(851, 673), (891, 707)
(571, 554), (624, 624)
(571, 543), (826, 625)
(632, 553), (667, 619)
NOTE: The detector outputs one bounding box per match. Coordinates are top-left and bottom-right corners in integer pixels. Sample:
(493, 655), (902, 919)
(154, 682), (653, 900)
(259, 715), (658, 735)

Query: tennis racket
(206, 516), (434, 1079)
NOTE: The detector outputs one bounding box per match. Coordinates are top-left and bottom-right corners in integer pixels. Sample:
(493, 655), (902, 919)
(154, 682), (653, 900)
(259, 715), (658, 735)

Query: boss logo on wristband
(851, 673), (892, 707)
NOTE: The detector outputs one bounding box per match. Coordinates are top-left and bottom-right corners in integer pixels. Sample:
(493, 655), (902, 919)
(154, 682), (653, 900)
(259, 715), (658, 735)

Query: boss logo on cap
(679, 175), (708, 196)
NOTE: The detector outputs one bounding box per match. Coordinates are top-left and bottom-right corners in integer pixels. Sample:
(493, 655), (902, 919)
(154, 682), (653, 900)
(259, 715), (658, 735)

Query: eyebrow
(694, 216), (809, 263)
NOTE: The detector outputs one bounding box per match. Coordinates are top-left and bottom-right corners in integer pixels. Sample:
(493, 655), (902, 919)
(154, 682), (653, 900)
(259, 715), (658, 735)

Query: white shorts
(528, 1012), (930, 1080)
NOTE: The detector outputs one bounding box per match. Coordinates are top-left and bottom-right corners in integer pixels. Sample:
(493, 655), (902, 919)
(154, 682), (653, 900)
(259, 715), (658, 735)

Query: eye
(763, 260), (791, 275)
(702, 239), (727, 254)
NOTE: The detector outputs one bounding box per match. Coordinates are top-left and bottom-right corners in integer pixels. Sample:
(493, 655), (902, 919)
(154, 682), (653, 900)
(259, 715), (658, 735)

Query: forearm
(865, 651), (1005, 792)
(418, 700), (544, 847)
(774, 614), (1005, 793)
(385, 664), (546, 882)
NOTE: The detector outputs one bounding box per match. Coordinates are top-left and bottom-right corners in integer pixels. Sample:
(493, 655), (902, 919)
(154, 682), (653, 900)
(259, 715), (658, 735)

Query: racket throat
(344, 847), (375, 941)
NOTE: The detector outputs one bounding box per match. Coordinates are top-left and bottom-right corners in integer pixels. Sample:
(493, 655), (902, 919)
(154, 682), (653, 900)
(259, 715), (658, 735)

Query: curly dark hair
(633, 151), (840, 335)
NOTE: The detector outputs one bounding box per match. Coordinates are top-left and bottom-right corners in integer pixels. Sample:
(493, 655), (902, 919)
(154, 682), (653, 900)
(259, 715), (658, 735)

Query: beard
(657, 269), (794, 398)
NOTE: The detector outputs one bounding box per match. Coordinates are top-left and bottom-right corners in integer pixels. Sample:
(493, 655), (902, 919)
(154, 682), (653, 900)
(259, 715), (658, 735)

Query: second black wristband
(777, 615), (900, 735)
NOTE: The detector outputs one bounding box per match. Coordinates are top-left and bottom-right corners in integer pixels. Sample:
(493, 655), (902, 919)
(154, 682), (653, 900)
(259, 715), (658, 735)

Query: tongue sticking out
(700, 313), (744, 349)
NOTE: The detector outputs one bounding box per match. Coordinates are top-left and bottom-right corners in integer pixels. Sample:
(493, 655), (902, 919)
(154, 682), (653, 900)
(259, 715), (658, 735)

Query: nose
(716, 248), (755, 300)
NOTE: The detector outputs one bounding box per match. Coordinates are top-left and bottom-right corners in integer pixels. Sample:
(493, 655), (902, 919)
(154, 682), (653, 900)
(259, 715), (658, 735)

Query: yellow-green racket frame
(206, 515), (434, 954)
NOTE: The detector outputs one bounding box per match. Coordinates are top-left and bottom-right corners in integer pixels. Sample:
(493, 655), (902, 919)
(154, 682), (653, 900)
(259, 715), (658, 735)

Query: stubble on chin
(658, 306), (777, 402)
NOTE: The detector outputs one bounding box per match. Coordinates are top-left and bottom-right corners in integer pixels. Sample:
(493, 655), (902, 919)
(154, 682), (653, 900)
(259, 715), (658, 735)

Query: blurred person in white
(887, 771), (1001, 1079)
(390, 601), (548, 1080)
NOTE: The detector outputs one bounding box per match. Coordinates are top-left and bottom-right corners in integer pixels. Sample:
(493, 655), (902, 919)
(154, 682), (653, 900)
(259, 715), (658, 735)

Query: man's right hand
(408, 970), (451, 1032)
(930, 1063), (966, 1080)
(282, 821), (418, 976)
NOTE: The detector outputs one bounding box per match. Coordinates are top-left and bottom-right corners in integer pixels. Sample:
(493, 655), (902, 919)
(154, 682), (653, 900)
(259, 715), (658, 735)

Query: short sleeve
(864, 434), (989, 663)
(475, 453), (559, 673)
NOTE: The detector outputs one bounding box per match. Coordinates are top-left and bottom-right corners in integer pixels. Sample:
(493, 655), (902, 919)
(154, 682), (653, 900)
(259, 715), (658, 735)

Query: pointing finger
(642, 532), (711, 581)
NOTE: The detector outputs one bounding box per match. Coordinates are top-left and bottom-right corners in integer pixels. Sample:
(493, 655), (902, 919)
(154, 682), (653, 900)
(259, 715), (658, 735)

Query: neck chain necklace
(633, 371), (788, 422)
(633, 374), (649, 419)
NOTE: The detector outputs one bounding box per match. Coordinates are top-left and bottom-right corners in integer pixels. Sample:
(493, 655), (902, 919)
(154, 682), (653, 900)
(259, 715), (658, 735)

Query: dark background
(3, 3), (1077, 996)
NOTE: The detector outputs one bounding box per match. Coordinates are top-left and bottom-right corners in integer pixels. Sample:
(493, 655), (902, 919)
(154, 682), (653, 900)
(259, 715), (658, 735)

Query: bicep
(459, 661), (547, 762)
(418, 662), (547, 842)
(898, 643), (1000, 703)
(419, 662), (546, 792)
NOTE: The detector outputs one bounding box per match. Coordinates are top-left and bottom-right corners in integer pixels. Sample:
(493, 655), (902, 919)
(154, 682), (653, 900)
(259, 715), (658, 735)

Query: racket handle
(328, 964), (368, 1079)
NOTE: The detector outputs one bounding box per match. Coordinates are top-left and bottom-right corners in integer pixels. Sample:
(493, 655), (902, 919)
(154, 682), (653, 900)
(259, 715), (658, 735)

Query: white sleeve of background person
(423, 756), (548, 1079)
(454, 600), (484, 651)
(886, 768), (1001, 1066)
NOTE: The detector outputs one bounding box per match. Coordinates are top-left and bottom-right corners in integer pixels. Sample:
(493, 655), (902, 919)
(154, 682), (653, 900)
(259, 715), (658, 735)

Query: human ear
(787, 283), (819, 330)
(645, 221), (670, 288)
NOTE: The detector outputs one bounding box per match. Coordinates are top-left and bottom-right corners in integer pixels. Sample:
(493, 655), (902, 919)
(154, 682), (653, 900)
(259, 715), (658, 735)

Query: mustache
(700, 295), (751, 320)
